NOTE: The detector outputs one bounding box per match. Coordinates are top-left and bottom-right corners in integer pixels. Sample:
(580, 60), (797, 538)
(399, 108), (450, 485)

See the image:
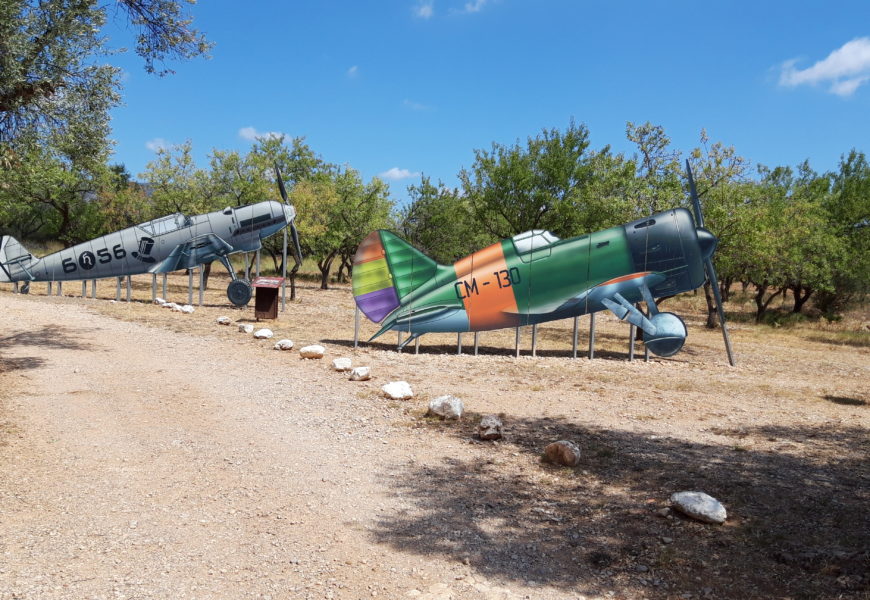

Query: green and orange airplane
(352, 163), (734, 363)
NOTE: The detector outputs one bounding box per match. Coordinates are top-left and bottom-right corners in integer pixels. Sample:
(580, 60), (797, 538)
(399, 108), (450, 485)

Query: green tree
(687, 130), (750, 326)
(819, 150), (870, 313)
(459, 120), (594, 239)
(398, 176), (491, 264)
(0, 0), (210, 149)
(626, 121), (683, 215)
(0, 134), (110, 244)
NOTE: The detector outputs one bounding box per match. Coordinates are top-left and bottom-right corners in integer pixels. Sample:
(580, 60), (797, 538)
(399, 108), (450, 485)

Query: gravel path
(0, 294), (532, 600)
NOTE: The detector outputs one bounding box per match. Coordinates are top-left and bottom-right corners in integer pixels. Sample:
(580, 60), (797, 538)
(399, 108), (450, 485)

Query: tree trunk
(317, 251), (338, 290)
(753, 281), (784, 322)
(791, 284), (813, 314)
(202, 261), (212, 290)
(704, 282), (718, 328)
(720, 277), (733, 302)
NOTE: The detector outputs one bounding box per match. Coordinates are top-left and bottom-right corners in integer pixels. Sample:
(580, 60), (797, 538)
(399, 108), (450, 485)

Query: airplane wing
(148, 234), (234, 274)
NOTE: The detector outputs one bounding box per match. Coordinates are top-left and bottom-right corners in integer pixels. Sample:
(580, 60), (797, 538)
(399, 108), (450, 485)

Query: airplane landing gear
(643, 312), (687, 357)
(21, 282), (30, 294)
(227, 279), (252, 307)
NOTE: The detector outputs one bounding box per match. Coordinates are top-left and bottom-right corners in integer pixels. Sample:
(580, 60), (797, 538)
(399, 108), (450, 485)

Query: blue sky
(107, 1), (870, 199)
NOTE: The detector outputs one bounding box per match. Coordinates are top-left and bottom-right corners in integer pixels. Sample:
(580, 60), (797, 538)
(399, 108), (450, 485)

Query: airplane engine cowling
(643, 312), (687, 357)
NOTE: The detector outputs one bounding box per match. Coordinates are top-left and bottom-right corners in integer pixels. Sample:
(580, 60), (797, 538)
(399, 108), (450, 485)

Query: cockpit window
(511, 229), (559, 254)
(138, 213), (190, 236)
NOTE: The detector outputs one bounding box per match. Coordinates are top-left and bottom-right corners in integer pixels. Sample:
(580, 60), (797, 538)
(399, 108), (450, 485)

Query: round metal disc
(227, 279), (253, 307)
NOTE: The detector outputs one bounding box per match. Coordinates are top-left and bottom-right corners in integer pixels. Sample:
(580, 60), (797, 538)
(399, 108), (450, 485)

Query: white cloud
(379, 167), (421, 180)
(403, 98), (433, 111)
(347, 65), (359, 78)
(238, 126), (283, 142)
(461, 0), (487, 13)
(414, 1), (434, 18)
(145, 137), (169, 152)
(779, 37), (870, 96)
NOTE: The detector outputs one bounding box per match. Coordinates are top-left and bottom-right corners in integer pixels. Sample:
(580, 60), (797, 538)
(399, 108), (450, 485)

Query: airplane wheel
(21, 282), (30, 294)
(643, 312), (687, 357)
(227, 279), (253, 307)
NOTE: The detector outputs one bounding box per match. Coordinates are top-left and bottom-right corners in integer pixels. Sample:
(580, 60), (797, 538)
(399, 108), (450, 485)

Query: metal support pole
(353, 305), (360, 349)
(187, 270), (193, 305)
(473, 331), (479, 356)
(256, 249), (261, 278)
(572, 316), (579, 359)
(115, 277), (121, 301)
(198, 268), (204, 306)
(47, 282), (52, 295)
(126, 275), (131, 302)
(645, 345), (650, 362)
(397, 330), (403, 352)
(90, 279), (96, 298)
(531, 324), (538, 357)
(515, 327), (521, 358)
(281, 228), (287, 312)
(151, 274), (157, 302)
(81, 280), (86, 297)
(629, 323), (636, 361)
(162, 273), (167, 300)
(415, 337), (420, 355)
(57, 282), (62, 296)
(457, 332), (462, 355)
(13, 281), (19, 293)
(588, 312), (596, 360)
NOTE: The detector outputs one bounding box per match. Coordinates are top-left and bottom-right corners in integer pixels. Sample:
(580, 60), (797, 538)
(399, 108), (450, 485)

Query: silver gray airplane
(0, 199), (297, 306)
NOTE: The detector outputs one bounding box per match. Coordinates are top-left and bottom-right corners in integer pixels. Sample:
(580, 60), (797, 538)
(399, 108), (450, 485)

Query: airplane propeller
(685, 160), (736, 366)
(274, 164), (304, 283)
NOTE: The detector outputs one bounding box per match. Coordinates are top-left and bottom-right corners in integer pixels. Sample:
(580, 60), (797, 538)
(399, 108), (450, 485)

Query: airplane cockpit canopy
(138, 213), (191, 236)
(512, 229), (560, 250)
(511, 230), (560, 261)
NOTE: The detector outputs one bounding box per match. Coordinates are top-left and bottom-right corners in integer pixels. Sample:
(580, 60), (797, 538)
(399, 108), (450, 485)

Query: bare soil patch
(1, 274), (868, 599)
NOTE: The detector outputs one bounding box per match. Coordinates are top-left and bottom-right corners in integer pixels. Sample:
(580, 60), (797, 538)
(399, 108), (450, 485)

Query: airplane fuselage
(1, 201), (291, 283)
(359, 208), (714, 336)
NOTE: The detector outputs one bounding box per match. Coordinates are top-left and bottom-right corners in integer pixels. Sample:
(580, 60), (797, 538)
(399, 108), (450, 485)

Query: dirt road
(1, 289), (867, 600)
(0, 293), (536, 600)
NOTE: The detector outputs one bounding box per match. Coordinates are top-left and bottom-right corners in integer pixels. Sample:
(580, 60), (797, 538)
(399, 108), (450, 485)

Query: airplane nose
(696, 227), (718, 260)
(283, 203), (296, 224)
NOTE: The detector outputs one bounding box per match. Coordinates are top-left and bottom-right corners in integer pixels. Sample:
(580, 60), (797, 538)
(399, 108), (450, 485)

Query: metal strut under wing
(148, 234), (234, 274)
(601, 292), (656, 335)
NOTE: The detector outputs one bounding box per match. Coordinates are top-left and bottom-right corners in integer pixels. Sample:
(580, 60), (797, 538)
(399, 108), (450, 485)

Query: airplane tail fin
(352, 230), (444, 323)
(0, 236), (36, 282)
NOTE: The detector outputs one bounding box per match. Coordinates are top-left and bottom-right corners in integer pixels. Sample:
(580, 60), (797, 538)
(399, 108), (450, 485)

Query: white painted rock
(172, 304), (184, 312)
(478, 415), (504, 440)
(382, 381), (413, 400)
(670, 491), (727, 524)
(299, 344), (325, 359)
(162, 302), (178, 310)
(332, 357), (352, 372)
(238, 324), (254, 334)
(154, 297), (166, 305)
(253, 328), (273, 339)
(216, 316), (232, 325)
(428, 395), (464, 420)
(349, 366), (371, 381)
(544, 440), (582, 466)
(273, 339), (294, 351)
(180, 304), (195, 314)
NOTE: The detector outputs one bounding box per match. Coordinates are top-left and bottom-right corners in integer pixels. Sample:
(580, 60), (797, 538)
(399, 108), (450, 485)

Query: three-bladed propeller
(685, 159), (736, 366)
(274, 164), (304, 275)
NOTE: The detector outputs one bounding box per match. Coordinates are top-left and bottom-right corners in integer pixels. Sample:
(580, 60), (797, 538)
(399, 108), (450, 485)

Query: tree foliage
(0, 0), (210, 151)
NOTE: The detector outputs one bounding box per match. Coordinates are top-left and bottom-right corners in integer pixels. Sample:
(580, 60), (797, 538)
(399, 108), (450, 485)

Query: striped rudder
(352, 231), (439, 323)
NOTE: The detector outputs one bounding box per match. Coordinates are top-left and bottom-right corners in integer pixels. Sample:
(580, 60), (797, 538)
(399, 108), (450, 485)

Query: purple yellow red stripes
(352, 231), (399, 323)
